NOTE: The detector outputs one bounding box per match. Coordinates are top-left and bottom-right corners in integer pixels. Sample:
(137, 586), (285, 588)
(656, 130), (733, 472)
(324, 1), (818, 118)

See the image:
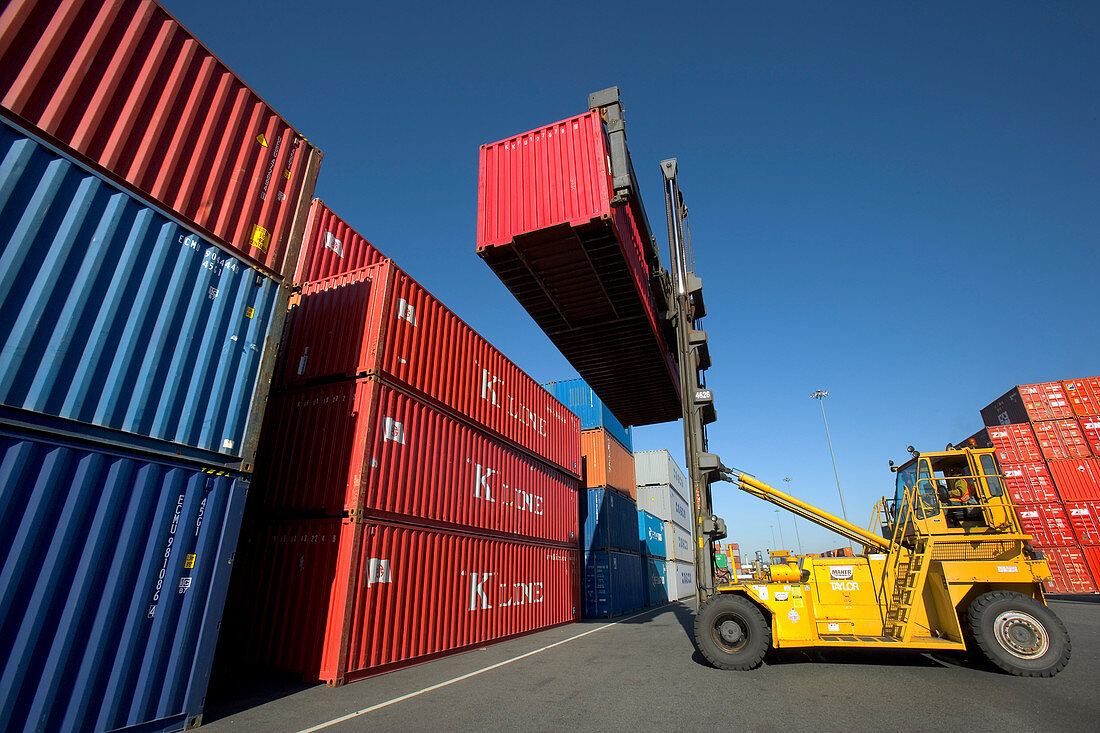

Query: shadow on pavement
(203, 672), (316, 724)
(617, 600), (697, 640)
(1048, 594), (1100, 605)
(763, 646), (958, 669)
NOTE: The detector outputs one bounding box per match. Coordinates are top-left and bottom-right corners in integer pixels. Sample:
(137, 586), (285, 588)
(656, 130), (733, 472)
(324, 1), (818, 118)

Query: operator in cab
(942, 467), (979, 527)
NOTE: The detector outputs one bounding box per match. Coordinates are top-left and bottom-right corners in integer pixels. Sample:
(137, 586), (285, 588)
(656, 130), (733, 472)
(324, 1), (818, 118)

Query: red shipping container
(0, 0), (322, 280)
(1082, 546), (1100, 594)
(1040, 546), (1097, 594)
(1063, 377), (1100, 417)
(981, 382), (1074, 425)
(253, 378), (579, 544)
(999, 461), (1059, 504)
(475, 110), (680, 427)
(985, 424), (1043, 463)
(1033, 419), (1091, 460)
(277, 262), (581, 476)
(1048, 457), (1100, 501)
(1078, 415), (1100, 455)
(230, 518), (579, 684)
(294, 199), (386, 283)
(1065, 502), (1100, 545)
(1014, 502), (1076, 547)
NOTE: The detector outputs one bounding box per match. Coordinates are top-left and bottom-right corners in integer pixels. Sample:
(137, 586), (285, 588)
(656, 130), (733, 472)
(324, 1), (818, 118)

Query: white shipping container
(667, 522), (693, 561)
(665, 559), (695, 600)
(634, 449), (689, 500)
(636, 483), (692, 532)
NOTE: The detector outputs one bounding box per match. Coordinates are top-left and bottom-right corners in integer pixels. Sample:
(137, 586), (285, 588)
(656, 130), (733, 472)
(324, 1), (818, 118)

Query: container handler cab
(692, 446), (1071, 677)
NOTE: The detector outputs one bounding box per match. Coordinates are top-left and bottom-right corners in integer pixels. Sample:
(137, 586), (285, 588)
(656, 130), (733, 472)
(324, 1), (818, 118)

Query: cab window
(915, 460), (940, 517)
(979, 454), (1004, 497)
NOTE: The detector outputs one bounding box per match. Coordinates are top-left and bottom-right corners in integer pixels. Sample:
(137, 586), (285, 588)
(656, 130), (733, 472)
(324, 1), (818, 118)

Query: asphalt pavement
(203, 597), (1100, 732)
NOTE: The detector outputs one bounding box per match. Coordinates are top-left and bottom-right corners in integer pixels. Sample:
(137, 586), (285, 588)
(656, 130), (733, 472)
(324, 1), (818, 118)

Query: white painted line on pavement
(297, 603), (674, 733)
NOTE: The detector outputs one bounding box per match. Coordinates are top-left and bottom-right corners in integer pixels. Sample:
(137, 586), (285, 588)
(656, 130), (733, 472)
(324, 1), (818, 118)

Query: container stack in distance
(477, 109), (681, 427)
(552, 379), (647, 616)
(635, 449), (696, 601)
(221, 202), (583, 685)
(969, 378), (1100, 594)
(0, 2), (321, 730)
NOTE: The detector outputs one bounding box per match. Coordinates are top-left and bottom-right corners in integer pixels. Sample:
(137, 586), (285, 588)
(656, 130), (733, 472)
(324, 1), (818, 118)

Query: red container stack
(224, 202), (582, 685)
(976, 377), (1100, 594)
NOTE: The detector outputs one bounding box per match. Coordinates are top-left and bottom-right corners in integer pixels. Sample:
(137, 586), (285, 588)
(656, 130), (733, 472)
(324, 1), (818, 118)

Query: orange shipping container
(580, 428), (636, 498)
(1064, 377), (1100, 417)
(1082, 546), (1100, 594)
(1048, 458), (1100, 502)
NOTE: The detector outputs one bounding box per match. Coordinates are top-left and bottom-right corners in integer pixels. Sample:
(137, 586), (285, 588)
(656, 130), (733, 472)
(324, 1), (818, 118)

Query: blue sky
(167, 1), (1099, 560)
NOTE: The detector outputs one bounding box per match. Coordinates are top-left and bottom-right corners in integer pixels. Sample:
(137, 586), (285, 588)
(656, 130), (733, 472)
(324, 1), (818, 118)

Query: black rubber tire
(966, 591), (1071, 677)
(694, 593), (771, 670)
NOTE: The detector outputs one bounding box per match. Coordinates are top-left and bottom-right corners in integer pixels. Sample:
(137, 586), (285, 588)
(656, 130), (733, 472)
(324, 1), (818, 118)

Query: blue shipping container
(544, 379), (632, 451)
(583, 551), (645, 618)
(580, 487), (639, 552)
(0, 426), (248, 733)
(644, 556), (669, 606)
(637, 510), (666, 558)
(0, 117), (284, 463)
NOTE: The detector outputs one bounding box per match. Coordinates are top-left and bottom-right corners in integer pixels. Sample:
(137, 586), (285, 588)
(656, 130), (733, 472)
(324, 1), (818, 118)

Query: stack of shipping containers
(220, 204), (583, 685)
(545, 379), (647, 617)
(635, 450), (696, 601)
(0, 2), (322, 730)
(638, 509), (669, 605)
(972, 378), (1100, 594)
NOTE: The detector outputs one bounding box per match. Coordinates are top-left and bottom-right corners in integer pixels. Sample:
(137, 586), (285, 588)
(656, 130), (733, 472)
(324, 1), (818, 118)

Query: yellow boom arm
(733, 473), (893, 553)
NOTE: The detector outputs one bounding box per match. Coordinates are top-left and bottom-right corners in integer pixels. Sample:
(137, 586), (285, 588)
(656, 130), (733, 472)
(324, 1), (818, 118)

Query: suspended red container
(476, 110), (680, 427)
(1063, 377), (1100, 417)
(1014, 502), (1076, 547)
(227, 518), (579, 685)
(1078, 416), (1100, 455)
(1033, 419), (1091, 460)
(252, 377), (579, 544)
(0, 0), (322, 280)
(985, 424), (1042, 464)
(981, 382), (1074, 425)
(1065, 502), (1100, 545)
(276, 262), (581, 476)
(293, 199), (386, 283)
(999, 461), (1059, 504)
(1048, 458), (1100, 502)
(1040, 546), (1097, 595)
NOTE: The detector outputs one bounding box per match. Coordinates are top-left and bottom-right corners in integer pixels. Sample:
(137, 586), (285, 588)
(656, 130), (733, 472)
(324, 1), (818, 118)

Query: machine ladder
(881, 484), (932, 641)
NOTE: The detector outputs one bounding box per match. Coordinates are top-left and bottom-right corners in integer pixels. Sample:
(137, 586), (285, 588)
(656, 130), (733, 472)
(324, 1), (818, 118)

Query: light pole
(784, 477), (804, 554)
(811, 389), (850, 522)
(770, 524), (777, 549)
(774, 509), (786, 550)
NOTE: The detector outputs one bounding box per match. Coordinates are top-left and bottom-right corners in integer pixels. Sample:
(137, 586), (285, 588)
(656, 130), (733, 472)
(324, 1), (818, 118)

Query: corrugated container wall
(252, 378), (579, 545)
(1064, 378), (1100, 417)
(543, 378), (632, 452)
(1041, 546), (1097, 594)
(0, 118), (283, 467)
(1082, 546), (1100, 593)
(229, 518), (579, 684)
(634, 449), (689, 500)
(475, 111), (680, 427)
(1015, 503), (1076, 547)
(1033, 419), (1091, 461)
(981, 383), (1074, 426)
(1066, 502), (1100, 545)
(0, 427), (247, 733)
(644, 557), (668, 606)
(1000, 462), (1059, 504)
(984, 425), (1043, 464)
(0, 0), (322, 280)
(1048, 459), (1100, 501)
(580, 488), (639, 553)
(1079, 416), (1100, 455)
(637, 511), (666, 558)
(293, 199), (386, 283)
(276, 262), (581, 476)
(582, 551), (644, 618)
(665, 560), (695, 600)
(580, 428), (635, 497)
(635, 483), (692, 532)
(667, 522), (694, 562)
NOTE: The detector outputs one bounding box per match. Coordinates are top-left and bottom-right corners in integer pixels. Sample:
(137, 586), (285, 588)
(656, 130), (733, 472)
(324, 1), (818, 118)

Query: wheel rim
(992, 610), (1049, 660)
(712, 612), (749, 653)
